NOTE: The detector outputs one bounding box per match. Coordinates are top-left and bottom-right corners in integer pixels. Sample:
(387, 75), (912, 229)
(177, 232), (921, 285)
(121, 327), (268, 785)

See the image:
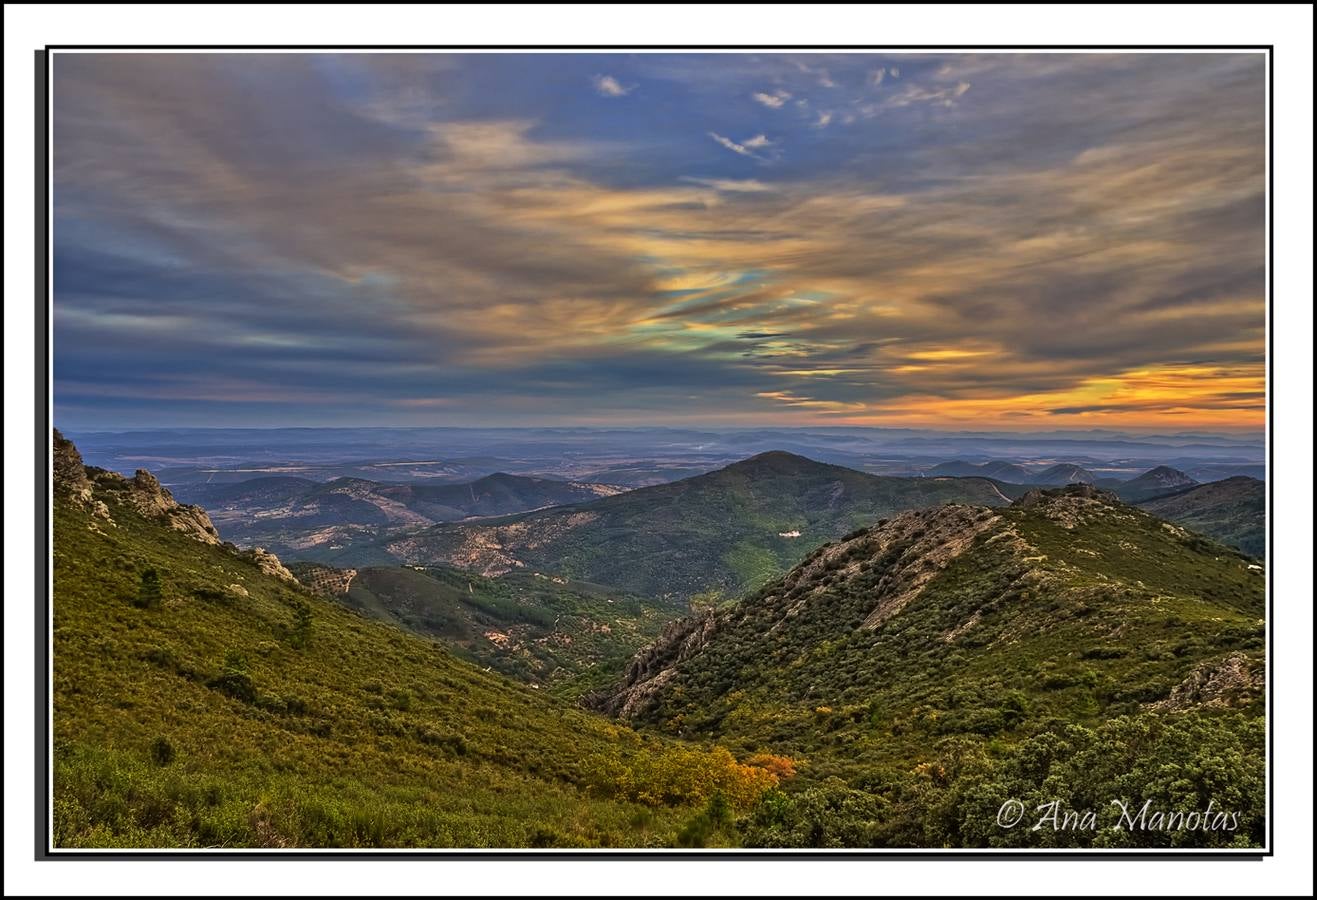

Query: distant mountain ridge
(171, 471), (625, 557)
(927, 460), (1035, 483)
(1113, 466), (1199, 501)
(1033, 463), (1097, 485)
(339, 451), (1029, 600)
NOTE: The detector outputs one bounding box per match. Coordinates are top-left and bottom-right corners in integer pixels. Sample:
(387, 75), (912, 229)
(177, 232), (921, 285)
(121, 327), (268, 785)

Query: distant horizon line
(56, 423), (1264, 439)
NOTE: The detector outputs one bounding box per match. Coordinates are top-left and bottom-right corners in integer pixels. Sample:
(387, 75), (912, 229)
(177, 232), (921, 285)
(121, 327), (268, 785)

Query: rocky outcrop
(239, 546), (299, 583)
(1012, 483), (1124, 528)
(117, 468), (222, 545)
(1150, 653), (1263, 712)
(53, 429), (109, 519)
(53, 429), (92, 498)
(54, 428), (220, 544)
(586, 609), (718, 718)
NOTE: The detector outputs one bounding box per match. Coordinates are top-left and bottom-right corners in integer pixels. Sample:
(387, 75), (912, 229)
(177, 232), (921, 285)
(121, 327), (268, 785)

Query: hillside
(590, 485), (1265, 848)
(1137, 476), (1265, 558)
(51, 433), (789, 848)
(338, 452), (1028, 600)
(1114, 466), (1199, 502)
(1033, 463), (1097, 485)
(288, 562), (685, 698)
(171, 472), (625, 559)
(928, 460), (1034, 483)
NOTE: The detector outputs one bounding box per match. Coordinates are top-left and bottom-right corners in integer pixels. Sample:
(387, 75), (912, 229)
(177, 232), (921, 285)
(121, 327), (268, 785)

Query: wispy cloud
(592, 73), (633, 97)
(680, 177), (774, 192)
(708, 131), (774, 159)
(752, 89), (792, 108)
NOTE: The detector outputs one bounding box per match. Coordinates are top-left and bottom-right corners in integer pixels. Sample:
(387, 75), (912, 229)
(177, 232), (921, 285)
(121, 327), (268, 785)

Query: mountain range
(927, 459), (1101, 484)
(170, 473), (624, 557)
(51, 431), (785, 849)
(331, 452), (1029, 600)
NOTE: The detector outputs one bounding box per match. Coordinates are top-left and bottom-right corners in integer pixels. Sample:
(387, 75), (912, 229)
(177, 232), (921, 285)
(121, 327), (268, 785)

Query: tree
(289, 600), (313, 649)
(134, 568), (162, 609)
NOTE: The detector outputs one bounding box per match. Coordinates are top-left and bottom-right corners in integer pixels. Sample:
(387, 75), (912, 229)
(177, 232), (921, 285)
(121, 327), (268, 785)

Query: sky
(52, 52), (1266, 431)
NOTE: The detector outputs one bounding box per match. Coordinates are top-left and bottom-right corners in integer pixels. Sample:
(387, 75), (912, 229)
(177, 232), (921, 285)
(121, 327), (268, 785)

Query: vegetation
(593, 488), (1266, 848)
(52, 436), (1266, 849)
(1137, 476), (1265, 558)
(52, 485), (785, 848)
(295, 563), (686, 698)
(340, 451), (1026, 601)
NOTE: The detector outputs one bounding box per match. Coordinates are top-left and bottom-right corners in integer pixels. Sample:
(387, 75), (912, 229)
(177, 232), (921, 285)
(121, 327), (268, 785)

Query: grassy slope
(1137, 476), (1265, 558)
(351, 452), (1025, 601)
(333, 565), (686, 698)
(53, 494), (777, 849)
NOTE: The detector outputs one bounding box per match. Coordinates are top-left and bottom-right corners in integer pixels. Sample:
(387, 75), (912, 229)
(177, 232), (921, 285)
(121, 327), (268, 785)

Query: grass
(52, 493), (780, 848)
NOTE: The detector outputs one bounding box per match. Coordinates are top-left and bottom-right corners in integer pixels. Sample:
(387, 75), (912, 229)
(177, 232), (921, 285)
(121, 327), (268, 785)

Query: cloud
(752, 89), (792, 108)
(592, 74), (633, 97)
(50, 52), (1266, 429)
(814, 111), (834, 128)
(680, 177), (774, 192)
(884, 80), (972, 110)
(708, 132), (773, 159)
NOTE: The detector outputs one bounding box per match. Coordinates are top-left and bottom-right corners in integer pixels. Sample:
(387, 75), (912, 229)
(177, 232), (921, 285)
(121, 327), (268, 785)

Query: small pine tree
(134, 568), (162, 609)
(289, 601), (313, 649)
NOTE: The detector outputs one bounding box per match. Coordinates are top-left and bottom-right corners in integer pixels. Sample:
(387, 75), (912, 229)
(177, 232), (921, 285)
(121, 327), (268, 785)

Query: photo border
(34, 43), (1275, 862)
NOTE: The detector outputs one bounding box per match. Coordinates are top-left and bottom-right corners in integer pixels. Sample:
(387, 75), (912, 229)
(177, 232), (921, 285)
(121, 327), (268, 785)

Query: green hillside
(1137, 476), (1265, 558)
(289, 562), (686, 699)
(340, 452), (1025, 601)
(591, 485), (1266, 848)
(51, 441), (786, 849)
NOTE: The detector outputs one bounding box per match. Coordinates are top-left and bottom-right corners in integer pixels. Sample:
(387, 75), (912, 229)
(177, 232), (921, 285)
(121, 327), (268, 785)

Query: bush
(149, 736), (175, 767)
(587, 745), (779, 811)
(288, 601), (313, 649)
(133, 569), (162, 609)
(208, 651), (257, 704)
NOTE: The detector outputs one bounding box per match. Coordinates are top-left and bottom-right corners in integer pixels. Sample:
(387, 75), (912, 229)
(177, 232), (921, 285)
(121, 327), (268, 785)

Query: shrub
(744, 753), (799, 780)
(133, 569), (162, 609)
(149, 736), (175, 767)
(208, 651), (257, 704)
(288, 601), (313, 649)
